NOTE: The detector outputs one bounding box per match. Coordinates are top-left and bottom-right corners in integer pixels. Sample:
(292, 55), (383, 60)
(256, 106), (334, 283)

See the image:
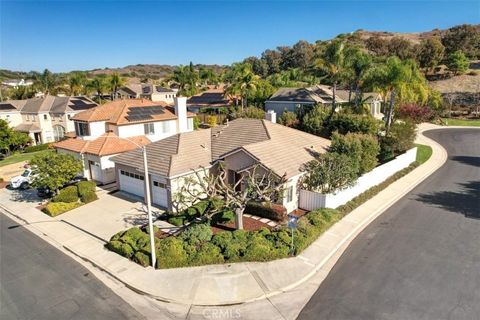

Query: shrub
(245, 201), (287, 222)
(302, 106), (329, 136)
(52, 186), (79, 203)
(44, 201), (82, 216)
(235, 106), (265, 119)
(134, 251), (151, 267)
(389, 120), (417, 153)
(77, 181), (96, 197)
(378, 136), (395, 163)
(192, 199), (210, 215)
(211, 209), (235, 224)
(278, 111), (299, 127)
(189, 243), (224, 266)
(179, 223), (213, 245)
(80, 191), (98, 203)
(398, 104), (433, 124)
(156, 237), (188, 269)
(326, 113), (379, 136)
(207, 115), (217, 127)
(24, 143), (50, 153)
(168, 216), (184, 226)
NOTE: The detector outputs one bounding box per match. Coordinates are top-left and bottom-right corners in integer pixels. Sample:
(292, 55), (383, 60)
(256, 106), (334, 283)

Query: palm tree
(170, 63), (199, 96)
(68, 72), (87, 96)
(109, 73), (125, 100)
(33, 69), (58, 95)
(344, 48), (372, 109)
(313, 40), (346, 117)
(224, 63), (259, 110)
(87, 75), (107, 100)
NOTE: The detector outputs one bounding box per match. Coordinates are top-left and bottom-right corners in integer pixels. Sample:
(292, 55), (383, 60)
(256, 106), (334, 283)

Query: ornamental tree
(446, 50), (470, 75)
(30, 153), (83, 192)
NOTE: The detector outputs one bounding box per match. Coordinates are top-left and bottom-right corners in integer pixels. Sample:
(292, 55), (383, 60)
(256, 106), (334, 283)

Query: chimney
(174, 97), (188, 133)
(265, 110), (276, 124)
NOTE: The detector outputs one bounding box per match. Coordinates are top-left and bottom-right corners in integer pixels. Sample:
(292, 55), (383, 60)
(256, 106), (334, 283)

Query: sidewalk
(0, 125), (451, 307)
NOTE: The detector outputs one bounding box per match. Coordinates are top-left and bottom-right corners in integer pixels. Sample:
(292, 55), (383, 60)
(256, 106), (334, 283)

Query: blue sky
(1, 1), (479, 72)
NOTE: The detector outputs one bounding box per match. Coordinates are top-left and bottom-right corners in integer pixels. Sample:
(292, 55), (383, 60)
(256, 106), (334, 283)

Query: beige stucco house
(116, 84), (177, 104)
(0, 95), (98, 144)
(54, 98), (195, 185)
(111, 118), (331, 212)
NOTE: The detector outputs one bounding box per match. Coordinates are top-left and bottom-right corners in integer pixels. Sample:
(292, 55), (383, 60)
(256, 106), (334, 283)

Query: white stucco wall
(0, 112), (23, 127)
(282, 173), (304, 213)
(116, 120), (177, 141)
(299, 147), (418, 210)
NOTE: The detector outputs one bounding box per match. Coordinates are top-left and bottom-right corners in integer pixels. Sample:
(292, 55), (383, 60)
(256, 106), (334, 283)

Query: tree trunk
(385, 90), (396, 135)
(235, 207), (244, 230)
(348, 84), (352, 103)
(330, 82), (337, 118)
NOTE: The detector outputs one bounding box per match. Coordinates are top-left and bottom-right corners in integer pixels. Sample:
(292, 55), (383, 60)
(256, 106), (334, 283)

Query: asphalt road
(298, 128), (480, 320)
(0, 213), (145, 320)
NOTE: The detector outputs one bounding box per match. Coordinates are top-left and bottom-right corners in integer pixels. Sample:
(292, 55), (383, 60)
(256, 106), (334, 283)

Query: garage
(152, 180), (168, 208)
(118, 169), (145, 198)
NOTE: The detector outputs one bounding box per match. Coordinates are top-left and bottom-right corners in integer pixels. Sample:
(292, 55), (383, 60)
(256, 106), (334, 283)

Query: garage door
(118, 169), (145, 198)
(152, 180), (168, 208)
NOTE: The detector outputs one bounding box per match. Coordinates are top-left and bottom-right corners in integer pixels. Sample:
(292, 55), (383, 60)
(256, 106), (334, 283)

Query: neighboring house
(111, 117), (330, 212)
(265, 85), (346, 117)
(116, 84), (177, 104)
(187, 86), (232, 113)
(335, 90), (384, 120)
(1, 79), (34, 87)
(54, 98), (195, 184)
(0, 95), (98, 144)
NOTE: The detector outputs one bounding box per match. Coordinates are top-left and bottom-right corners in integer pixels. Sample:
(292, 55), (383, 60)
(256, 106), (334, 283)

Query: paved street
(0, 213), (145, 320)
(299, 128), (480, 320)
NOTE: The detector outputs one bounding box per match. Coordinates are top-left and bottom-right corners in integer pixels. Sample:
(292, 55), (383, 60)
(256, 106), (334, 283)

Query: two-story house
(116, 84), (177, 104)
(0, 95), (98, 144)
(54, 98), (195, 185)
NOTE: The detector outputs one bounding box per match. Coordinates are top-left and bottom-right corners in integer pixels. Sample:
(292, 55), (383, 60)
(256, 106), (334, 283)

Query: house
(1, 79), (34, 87)
(54, 98), (195, 184)
(265, 85), (346, 117)
(0, 95), (98, 144)
(335, 90), (384, 120)
(110, 116), (330, 212)
(187, 86), (233, 113)
(116, 84), (177, 104)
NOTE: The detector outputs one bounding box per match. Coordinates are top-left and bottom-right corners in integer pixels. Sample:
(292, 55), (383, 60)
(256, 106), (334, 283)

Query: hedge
(245, 201), (287, 222)
(24, 143), (50, 153)
(80, 192), (98, 204)
(44, 202), (82, 217)
(52, 186), (79, 203)
(77, 181), (96, 197)
(107, 161), (421, 268)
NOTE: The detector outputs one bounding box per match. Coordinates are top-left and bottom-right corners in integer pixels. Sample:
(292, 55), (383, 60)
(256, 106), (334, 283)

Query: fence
(299, 147), (417, 211)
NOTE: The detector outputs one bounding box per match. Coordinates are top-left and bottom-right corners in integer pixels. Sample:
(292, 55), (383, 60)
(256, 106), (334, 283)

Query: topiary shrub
(52, 186), (79, 203)
(80, 191), (98, 204)
(43, 201), (82, 216)
(156, 237), (188, 269)
(245, 201), (287, 222)
(189, 243), (224, 266)
(77, 181), (96, 197)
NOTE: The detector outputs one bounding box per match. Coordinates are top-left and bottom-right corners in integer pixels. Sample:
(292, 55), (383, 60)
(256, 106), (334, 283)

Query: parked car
(36, 176), (88, 198)
(9, 169), (34, 190)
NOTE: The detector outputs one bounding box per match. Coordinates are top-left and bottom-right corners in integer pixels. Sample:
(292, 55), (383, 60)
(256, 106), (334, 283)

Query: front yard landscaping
(43, 181), (98, 216)
(107, 162), (420, 269)
(0, 149), (54, 167)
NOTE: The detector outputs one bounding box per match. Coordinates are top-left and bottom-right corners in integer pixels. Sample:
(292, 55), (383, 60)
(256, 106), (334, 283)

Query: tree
(34, 69), (57, 94)
(0, 119), (31, 154)
(245, 79), (275, 108)
(417, 38), (445, 73)
(365, 35), (390, 56)
(174, 165), (286, 230)
(109, 72), (125, 99)
(441, 24), (480, 58)
(388, 37), (416, 60)
(87, 75), (108, 101)
(30, 153), (83, 192)
(243, 56), (268, 77)
(224, 63), (259, 109)
(301, 152), (358, 194)
(261, 49), (282, 75)
(68, 72), (87, 96)
(446, 50), (469, 75)
(343, 47), (373, 109)
(170, 63), (199, 96)
(330, 132), (380, 174)
(313, 40), (347, 117)
(289, 40), (315, 70)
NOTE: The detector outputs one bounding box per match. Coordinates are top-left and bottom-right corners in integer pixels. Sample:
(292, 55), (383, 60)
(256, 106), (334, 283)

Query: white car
(10, 169), (34, 190)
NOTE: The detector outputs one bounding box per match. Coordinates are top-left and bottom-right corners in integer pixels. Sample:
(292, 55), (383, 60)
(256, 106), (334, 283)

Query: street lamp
(81, 136), (156, 268)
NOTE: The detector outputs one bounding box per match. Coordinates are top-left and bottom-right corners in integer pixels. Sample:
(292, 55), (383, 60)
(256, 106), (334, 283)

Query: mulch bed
(212, 216), (272, 234)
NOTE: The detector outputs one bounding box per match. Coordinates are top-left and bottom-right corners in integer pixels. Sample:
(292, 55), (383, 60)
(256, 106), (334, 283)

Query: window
(43, 114), (48, 120)
(75, 122), (90, 136)
(53, 125), (65, 141)
(144, 123), (155, 135)
(153, 181), (166, 188)
(160, 121), (171, 134)
(286, 186), (293, 202)
(121, 170), (144, 180)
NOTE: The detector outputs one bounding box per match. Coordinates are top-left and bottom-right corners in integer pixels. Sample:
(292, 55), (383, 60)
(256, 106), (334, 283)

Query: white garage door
(118, 169), (145, 198)
(152, 180), (168, 208)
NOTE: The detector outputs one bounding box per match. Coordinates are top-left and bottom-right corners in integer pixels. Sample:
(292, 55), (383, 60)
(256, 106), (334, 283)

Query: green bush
(211, 209), (235, 224)
(389, 120), (417, 154)
(80, 191), (98, 203)
(189, 243), (225, 266)
(192, 199), (210, 215)
(24, 143), (50, 153)
(179, 223), (213, 245)
(77, 181), (96, 197)
(330, 132), (380, 174)
(168, 216), (185, 226)
(156, 237), (188, 269)
(245, 201), (287, 222)
(327, 113), (379, 136)
(134, 251), (151, 267)
(52, 186), (79, 203)
(43, 201), (82, 216)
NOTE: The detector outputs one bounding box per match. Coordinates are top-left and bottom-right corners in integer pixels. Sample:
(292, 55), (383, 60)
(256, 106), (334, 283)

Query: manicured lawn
(415, 144), (433, 164)
(0, 149), (55, 167)
(442, 118), (480, 127)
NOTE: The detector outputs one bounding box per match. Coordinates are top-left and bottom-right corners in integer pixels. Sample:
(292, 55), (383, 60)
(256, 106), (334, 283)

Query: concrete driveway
(56, 191), (164, 242)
